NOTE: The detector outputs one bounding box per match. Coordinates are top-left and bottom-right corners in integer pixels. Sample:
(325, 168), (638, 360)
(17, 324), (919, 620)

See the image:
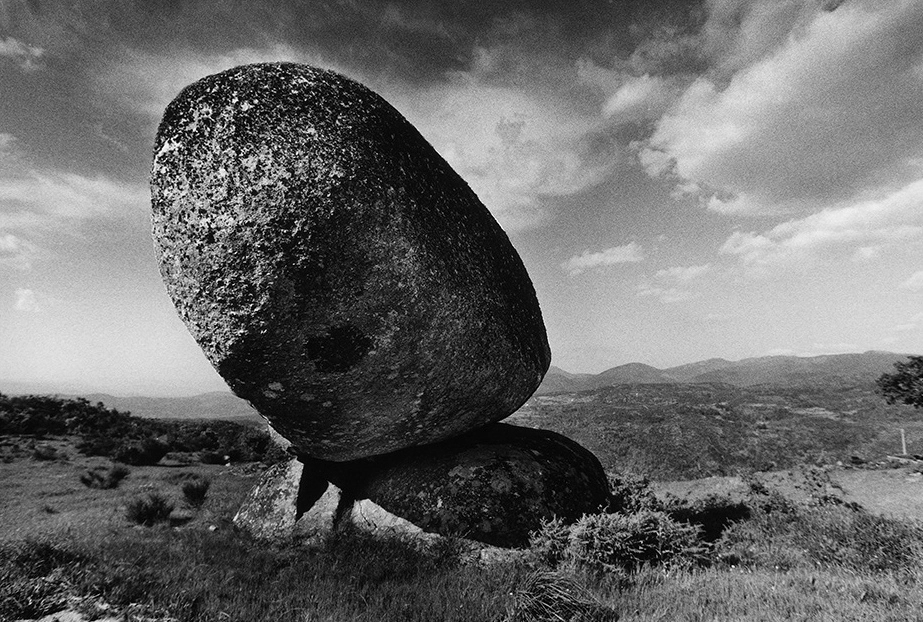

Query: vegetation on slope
(3, 452), (923, 622)
(512, 382), (923, 479)
(0, 392), (285, 465)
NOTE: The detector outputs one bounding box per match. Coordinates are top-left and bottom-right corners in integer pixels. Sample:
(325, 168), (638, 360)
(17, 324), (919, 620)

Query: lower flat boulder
(234, 458), (436, 545)
(233, 459), (338, 545)
(347, 423), (610, 548)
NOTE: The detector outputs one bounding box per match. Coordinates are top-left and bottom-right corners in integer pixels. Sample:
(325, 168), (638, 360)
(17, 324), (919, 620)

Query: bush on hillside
(181, 476), (211, 508)
(664, 494), (751, 542)
(113, 438), (170, 466)
(607, 472), (661, 513)
(531, 510), (706, 574)
(876, 355), (923, 409)
(717, 487), (923, 574)
(0, 392), (280, 464)
(126, 493), (174, 526)
(80, 464), (130, 489)
(31, 445), (59, 462)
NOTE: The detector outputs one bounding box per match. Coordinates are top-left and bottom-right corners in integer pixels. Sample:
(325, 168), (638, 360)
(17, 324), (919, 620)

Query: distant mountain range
(1, 351), (913, 421)
(536, 351), (913, 394)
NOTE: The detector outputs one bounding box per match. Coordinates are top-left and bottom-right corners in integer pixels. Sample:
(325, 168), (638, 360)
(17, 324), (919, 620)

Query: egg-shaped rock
(150, 63), (551, 461)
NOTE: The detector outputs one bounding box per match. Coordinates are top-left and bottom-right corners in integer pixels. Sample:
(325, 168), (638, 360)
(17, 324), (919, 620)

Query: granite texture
(151, 63), (550, 461)
(344, 423), (611, 548)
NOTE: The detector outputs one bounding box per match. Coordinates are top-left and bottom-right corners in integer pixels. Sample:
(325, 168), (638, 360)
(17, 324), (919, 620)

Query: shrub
(504, 570), (617, 622)
(199, 451), (227, 465)
(80, 464), (130, 489)
(606, 472), (661, 513)
(126, 493), (174, 526)
(528, 516), (572, 568)
(716, 481), (923, 574)
(114, 438), (169, 466)
(665, 493), (751, 542)
(31, 445), (59, 461)
(568, 510), (705, 573)
(181, 476), (211, 508)
(532, 510), (706, 574)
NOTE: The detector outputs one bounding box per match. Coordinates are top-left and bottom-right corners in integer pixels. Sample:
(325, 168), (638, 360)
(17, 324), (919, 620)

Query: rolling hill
(537, 351), (912, 394)
(3, 351), (914, 425)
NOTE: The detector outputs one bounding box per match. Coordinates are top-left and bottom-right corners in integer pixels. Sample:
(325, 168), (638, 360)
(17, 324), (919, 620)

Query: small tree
(877, 356), (923, 408)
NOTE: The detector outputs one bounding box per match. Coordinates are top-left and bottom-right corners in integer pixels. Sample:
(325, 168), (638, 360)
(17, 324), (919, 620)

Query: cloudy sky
(2, 0), (923, 396)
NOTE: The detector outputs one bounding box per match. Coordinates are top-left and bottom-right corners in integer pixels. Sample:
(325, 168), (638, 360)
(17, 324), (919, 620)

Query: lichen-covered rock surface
(234, 457), (440, 545)
(350, 423), (611, 548)
(233, 459), (306, 541)
(151, 62), (550, 461)
(233, 458), (340, 545)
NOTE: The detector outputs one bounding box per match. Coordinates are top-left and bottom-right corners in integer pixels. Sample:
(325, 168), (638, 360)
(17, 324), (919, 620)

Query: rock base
(238, 424), (611, 549)
(233, 458), (434, 546)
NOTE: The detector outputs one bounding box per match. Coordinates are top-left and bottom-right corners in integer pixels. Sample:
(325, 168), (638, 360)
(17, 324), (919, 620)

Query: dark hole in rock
(295, 468), (329, 520)
(306, 324), (373, 373)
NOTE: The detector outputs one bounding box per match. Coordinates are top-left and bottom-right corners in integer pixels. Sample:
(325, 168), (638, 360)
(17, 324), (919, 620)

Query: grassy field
(5, 434), (923, 621)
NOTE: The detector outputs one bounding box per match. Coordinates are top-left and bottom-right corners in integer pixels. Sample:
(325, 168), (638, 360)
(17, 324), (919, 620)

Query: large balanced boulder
(337, 423), (611, 548)
(150, 63), (551, 461)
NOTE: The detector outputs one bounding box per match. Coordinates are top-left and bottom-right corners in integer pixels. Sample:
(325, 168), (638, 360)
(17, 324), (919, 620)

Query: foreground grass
(0, 528), (527, 621)
(609, 566), (923, 622)
(6, 525), (923, 622)
(5, 436), (923, 621)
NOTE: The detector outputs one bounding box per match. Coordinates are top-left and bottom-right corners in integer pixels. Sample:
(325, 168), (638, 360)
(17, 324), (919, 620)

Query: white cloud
(95, 43), (328, 121)
(637, 284), (697, 304)
(0, 134), (149, 266)
(638, 263), (712, 303)
(893, 312), (923, 332)
(640, 1), (923, 215)
(0, 233), (40, 270)
(562, 243), (644, 276)
(901, 271), (923, 291)
(0, 36), (44, 72)
(603, 75), (675, 122)
(654, 264), (712, 282)
(0, 133), (15, 158)
(398, 71), (612, 230)
(0, 171), (148, 222)
(720, 177), (923, 271)
(808, 342), (860, 355)
(700, 0), (821, 81)
(98, 42), (614, 232)
(0, 132), (148, 231)
(13, 288), (39, 312)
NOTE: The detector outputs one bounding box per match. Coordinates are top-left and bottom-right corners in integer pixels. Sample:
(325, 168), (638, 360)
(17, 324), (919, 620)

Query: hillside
(537, 351), (913, 394)
(510, 381), (923, 479)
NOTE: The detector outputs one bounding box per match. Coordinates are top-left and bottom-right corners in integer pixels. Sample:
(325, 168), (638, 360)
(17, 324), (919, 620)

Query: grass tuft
(31, 444), (59, 461)
(125, 492), (174, 526)
(181, 475), (211, 508)
(504, 570), (618, 622)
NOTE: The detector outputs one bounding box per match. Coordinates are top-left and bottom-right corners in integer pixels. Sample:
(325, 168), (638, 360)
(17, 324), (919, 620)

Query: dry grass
(5, 434), (923, 621)
(504, 570), (618, 621)
(607, 566), (923, 622)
